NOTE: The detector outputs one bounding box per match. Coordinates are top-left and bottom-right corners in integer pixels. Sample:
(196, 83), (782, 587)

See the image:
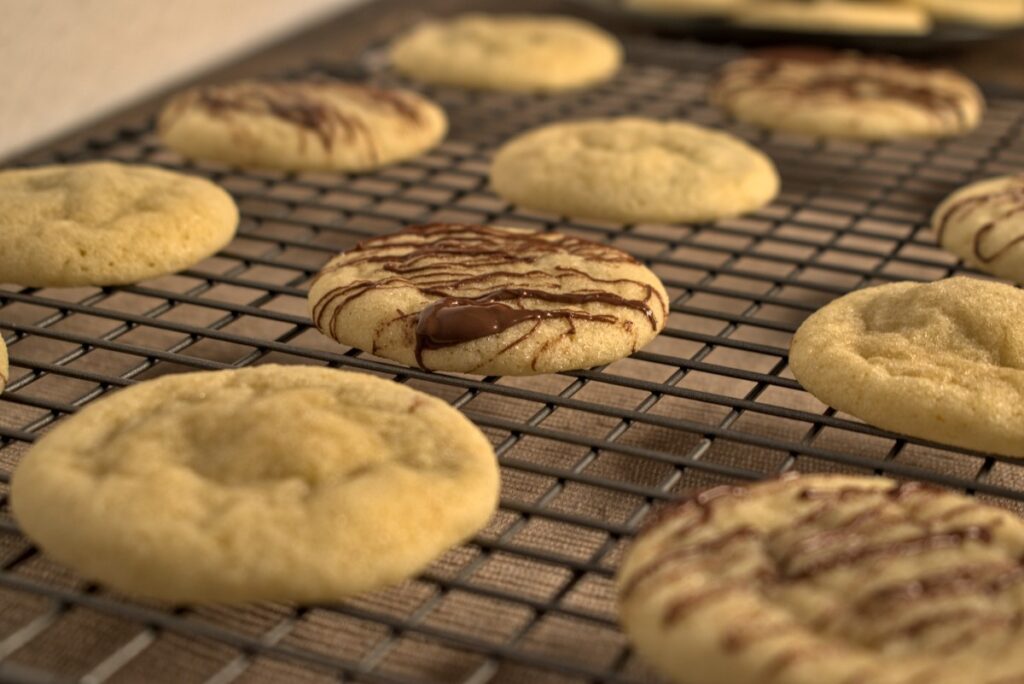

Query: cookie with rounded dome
(388, 14), (622, 92)
(731, 0), (932, 34)
(308, 223), (669, 375)
(901, 0), (1024, 28)
(625, 0), (747, 17)
(11, 365), (498, 603)
(711, 49), (983, 140)
(0, 162), (237, 287)
(789, 277), (1024, 458)
(159, 79), (447, 172)
(618, 473), (1024, 684)
(0, 336), (7, 394)
(490, 117), (779, 223)
(932, 175), (1024, 283)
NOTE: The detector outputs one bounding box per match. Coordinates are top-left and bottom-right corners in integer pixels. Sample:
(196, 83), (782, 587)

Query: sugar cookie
(308, 223), (669, 375)
(12, 365), (499, 602)
(490, 117), (779, 223)
(789, 278), (1024, 457)
(619, 474), (1024, 684)
(0, 162), (237, 287)
(159, 79), (447, 172)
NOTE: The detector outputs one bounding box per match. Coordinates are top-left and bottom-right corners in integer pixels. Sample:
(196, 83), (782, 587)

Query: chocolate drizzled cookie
(307, 223), (669, 375)
(711, 48), (984, 141)
(933, 175), (1024, 283)
(158, 79), (447, 172)
(618, 474), (1024, 684)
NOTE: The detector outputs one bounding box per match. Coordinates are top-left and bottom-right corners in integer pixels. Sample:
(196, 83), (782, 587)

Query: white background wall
(0, 0), (367, 160)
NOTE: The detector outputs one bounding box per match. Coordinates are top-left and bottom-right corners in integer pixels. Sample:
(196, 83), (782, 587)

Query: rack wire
(2, 31), (1024, 684)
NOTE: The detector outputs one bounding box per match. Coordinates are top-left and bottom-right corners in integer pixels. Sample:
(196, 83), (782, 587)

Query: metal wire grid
(0, 34), (1023, 684)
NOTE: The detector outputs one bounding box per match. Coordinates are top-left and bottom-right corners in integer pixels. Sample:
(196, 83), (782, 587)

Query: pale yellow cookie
(789, 277), (1024, 458)
(731, 0), (932, 34)
(11, 365), (499, 603)
(711, 49), (984, 140)
(308, 223), (669, 375)
(490, 117), (779, 223)
(932, 175), (1024, 283)
(0, 336), (7, 393)
(159, 79), (447, 172)
(899, 0), (1024, 28)
(618, 474), (1024, 684)
(0, 162), (237, 287)
(388, 14), (622, 92)
(625, 0), (747, 17)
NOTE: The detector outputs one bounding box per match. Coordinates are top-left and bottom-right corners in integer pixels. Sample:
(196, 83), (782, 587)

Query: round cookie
(789, 277), (1024, 458)
(11, 365), (499, 603)
(900, 0), (1024, 28)
(730, 1), (932, 34)
(387, 14), (622, 92)
(625, 0), (747, 17)
(308, 223), (669, 375)
(159, 79), (447, 172)
(0, 336), (7, 394)
(489, 117), (779, 223)
(0, 162), (237, 287)
(932, 175), (1024, 283)
(618, 474), (1024, 684)
(711, 48), (984, 141)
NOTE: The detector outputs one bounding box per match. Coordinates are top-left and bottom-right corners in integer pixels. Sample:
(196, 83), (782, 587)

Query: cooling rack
(1, 33), (1024, 684)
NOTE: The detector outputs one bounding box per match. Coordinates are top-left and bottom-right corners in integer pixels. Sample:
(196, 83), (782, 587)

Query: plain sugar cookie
(490, 117), (779, 223)
(932, 175), (1024, 283)
(11, 365), (499, 603)
(388, 13), (622, 92)
(618, 474), (1024, 684)
(0, 336), (7, 393)
(308, 223), (669, 375)
(159, 79), (447, 172)
(624, 0), (746, 17)
(711, 48), (983, 141)
(789, 277), (1024, 458)
(0, 162), (237, 287)
(730, 1), (932, 34)
(902, 0), (1024, 28)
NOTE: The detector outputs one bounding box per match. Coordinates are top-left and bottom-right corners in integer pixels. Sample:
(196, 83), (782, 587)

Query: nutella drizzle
(626, 477), (1021, 670)
(189, 80), (422, 154)
(935, 178), (1024, 263)
(311, 223), (667, 371)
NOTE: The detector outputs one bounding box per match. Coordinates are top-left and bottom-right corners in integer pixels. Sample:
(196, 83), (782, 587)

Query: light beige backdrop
(0, 0), (367, 161)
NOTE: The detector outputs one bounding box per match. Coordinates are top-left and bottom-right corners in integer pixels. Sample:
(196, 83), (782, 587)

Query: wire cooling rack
(1, 33), (1024, 684)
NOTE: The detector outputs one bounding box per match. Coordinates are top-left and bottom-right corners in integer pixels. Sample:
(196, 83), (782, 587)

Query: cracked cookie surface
(159, 79), (447, 172)
(789, 277), (1024, 457)
(0, 162), (237, 287)
(11, 365), (499, 602)
(618, 474), (1024, 684)
(388, 13), (621, 92)
(933, 175), (1024, 283)
(712, 48), (983, 140)
(308, 223), (669, 375)
(489, 117), (779, 223)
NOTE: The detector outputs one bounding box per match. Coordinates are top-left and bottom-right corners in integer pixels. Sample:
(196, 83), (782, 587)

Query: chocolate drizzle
(311, 223), (667, 371)
(412, 288), (649, 369)
(623, 476), (1022, 670)
(185, 80), (423, 155)
(935, 178), (1024, 263)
